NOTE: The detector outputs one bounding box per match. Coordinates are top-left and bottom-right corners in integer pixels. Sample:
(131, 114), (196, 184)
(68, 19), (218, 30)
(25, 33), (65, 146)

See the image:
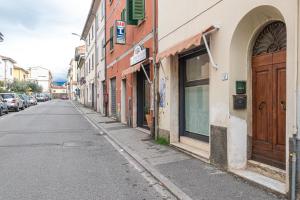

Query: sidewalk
(74, 102), (286, 200)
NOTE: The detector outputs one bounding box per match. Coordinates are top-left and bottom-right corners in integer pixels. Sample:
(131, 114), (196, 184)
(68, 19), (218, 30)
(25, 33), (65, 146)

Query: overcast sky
(0, 0), (91, 81)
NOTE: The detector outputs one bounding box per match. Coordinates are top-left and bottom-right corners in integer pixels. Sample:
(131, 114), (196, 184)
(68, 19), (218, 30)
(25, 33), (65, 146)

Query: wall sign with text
(115, 20), (126, 45)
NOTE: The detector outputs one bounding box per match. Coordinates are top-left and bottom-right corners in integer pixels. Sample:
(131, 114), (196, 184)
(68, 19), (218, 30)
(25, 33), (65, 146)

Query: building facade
(67, 59), (78, 100)
(75, 45), (86, 105)
(96, 0), (106, 115)
(13, 65), (29, 81)
(81, 0), (102, 110)
(28, 66), (53, 93)
(105, 0), (155, 130)
(0, 55), (16, 84)
(157, 0), (299, 196)
(51, 85), (67, 99)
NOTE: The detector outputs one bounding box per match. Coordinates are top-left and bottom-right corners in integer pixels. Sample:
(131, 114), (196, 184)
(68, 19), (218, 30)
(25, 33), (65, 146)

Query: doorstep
(247, 160), (286, 182)
(135, 127), (151, 135)
(171, 137), (210, 163)
(230, 168), (286, 194)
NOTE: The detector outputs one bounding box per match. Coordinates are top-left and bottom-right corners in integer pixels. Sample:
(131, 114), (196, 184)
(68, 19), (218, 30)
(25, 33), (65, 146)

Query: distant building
(75, 45), (86, 105)
(13, 65), (29, 81)
(67, 57), (79, 101)
(51, 85), (67, 99)
(0, 55), (16, 84)
(28, 66), (53, 93)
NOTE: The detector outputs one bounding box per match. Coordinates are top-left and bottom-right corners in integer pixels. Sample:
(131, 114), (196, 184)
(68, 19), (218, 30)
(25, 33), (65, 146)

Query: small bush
(155, 137), (169, 145)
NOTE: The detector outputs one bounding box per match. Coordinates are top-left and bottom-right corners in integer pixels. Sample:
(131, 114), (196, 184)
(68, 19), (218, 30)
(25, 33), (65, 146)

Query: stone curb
(72, 101), (193, 200)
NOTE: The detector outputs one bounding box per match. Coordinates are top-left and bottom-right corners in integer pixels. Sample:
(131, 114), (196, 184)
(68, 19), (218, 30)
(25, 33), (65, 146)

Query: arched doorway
(252, 21), (286, 169)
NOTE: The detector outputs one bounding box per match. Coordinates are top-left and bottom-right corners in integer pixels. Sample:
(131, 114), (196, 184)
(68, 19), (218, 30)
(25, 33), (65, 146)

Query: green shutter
(110, 26), (114, 50)
(126, 0), (138, 25)
(132, 0), (145, 20)
(121, 9), (126, 21)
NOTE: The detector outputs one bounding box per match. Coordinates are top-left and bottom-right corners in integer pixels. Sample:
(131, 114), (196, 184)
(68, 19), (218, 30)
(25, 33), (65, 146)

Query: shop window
(180, 49), (210, 142)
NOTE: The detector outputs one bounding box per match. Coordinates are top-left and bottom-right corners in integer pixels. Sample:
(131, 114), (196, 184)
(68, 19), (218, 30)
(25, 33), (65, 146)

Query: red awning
(121, 63), (142, 77)
(157, 26), (215, 61)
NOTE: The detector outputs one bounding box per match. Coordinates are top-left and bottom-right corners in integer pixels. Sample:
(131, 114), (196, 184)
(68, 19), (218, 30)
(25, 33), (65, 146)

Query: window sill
(137, 19), (146, 27)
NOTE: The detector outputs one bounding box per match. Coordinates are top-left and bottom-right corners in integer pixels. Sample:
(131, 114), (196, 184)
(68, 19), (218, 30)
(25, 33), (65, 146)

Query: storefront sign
(115, 20), (126, 45)
(130, 45), (149, 66)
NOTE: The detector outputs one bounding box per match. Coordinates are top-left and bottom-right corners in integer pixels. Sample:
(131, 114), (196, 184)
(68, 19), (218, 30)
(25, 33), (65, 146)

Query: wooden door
(252, 51), (286, 169)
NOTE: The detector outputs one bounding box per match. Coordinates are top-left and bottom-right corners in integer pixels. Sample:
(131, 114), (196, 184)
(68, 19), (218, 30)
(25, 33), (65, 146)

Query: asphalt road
(0, 100), (174, 200)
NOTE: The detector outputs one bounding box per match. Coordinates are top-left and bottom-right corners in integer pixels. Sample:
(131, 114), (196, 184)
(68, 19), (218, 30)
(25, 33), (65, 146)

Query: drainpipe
(152, 0), (158, 139)
(292, 1), (300, 199)
(104, 2), (108, 117)
(93, 13), (98, 112)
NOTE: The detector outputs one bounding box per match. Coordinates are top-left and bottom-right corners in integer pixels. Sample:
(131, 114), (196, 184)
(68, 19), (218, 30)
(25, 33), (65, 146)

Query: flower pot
(145, 114), (152, 128)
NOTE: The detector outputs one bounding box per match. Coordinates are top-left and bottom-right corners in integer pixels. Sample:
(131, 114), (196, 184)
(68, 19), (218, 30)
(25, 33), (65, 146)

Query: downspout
(104, 2), (108, 117)
(152, 0), (158, 139)
(94, 13), (98, 112)
(292, 1), (300, 199)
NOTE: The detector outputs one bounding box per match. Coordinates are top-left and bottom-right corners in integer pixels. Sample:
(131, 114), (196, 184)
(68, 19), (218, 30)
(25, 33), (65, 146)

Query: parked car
(18, 94), (30, 108)
(0, 96), (9, 116)
(36, 93), (46, 102)
(45, 93), (52, 101)
(0, 93), (24, 112)
(29, 96), (37, 105)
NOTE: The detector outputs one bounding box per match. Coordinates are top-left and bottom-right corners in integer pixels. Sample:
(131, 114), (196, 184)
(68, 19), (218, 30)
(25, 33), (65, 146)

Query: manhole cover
(63, 141), (94, 147)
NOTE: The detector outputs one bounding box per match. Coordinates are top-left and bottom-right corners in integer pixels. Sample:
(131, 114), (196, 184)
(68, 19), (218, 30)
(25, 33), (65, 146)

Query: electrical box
(233, 95), (247, 110)
(236, 81), (246, 94)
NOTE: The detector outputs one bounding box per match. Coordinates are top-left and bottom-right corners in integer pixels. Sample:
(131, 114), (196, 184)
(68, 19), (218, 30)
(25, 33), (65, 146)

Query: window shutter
(121, 9), (126, 21)
(126, 0), (138, 25)
(110, 26), (114, 50)
(132, 0), (145, 20)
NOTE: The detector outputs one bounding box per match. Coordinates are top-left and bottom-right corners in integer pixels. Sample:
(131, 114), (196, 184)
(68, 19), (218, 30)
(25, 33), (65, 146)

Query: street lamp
(71, 33), (85, 41)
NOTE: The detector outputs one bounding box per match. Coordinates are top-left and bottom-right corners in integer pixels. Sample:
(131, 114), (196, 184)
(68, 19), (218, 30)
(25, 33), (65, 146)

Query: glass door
(179, 49), (210, 142)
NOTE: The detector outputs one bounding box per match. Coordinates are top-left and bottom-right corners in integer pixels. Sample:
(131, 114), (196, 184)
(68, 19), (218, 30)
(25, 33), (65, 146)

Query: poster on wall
(115, 20), (126, 45)
(159, 78), (166, 108)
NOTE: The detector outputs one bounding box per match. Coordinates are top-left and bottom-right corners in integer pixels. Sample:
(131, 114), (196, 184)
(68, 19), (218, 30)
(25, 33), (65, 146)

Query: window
(126, 0), (144, 25)
(96, 45), (99, 65)
(101, 39), (105, 59)
(110, 26), (114, 51)
(96, 15), (99, 30)
(180, 49), (210, 142)
(10, 68), (12, 75)
(92, 54), (94, 70)
(92, 25), (94, 40)
(101, 1), (105, 20)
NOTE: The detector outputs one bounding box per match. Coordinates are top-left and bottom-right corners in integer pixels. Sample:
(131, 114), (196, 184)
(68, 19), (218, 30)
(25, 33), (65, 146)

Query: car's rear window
(1, 94), (14, 99)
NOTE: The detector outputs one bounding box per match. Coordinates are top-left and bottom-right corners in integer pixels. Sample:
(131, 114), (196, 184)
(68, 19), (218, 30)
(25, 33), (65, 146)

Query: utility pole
(152, 0), (158, 139)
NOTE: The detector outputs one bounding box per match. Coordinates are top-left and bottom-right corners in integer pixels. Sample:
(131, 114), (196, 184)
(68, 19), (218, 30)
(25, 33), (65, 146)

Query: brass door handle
(280, 101), (286, 111)
(258, 101), (266, 110)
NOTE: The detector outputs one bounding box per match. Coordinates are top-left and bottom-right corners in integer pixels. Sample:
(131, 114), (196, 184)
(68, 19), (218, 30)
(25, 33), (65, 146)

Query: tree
(7, 80), (43, 93)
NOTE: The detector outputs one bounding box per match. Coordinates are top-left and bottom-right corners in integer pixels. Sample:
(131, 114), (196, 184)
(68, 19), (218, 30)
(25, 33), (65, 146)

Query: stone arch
(227, 5), (285, 169)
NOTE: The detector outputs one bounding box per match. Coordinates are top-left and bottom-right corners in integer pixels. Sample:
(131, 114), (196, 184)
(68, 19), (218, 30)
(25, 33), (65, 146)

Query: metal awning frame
(202, 25), (220, 70)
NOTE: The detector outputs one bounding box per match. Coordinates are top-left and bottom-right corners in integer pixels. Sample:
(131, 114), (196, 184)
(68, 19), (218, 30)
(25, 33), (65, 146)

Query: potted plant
(145, 107), (152, 128)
